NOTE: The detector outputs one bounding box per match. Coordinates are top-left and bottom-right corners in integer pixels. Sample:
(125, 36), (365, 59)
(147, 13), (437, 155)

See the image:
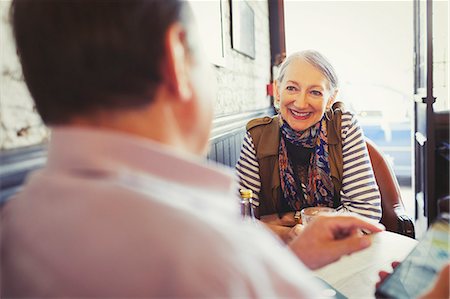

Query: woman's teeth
(290, 109), (310, 117)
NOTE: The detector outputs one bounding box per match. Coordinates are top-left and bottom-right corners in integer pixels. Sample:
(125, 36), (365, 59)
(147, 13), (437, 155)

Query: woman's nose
(293, 93), (308, 109)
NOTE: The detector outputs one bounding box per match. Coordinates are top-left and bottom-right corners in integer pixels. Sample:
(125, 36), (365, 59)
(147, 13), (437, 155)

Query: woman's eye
(286, 86), (296, 91)
(311, 90), (323, 96)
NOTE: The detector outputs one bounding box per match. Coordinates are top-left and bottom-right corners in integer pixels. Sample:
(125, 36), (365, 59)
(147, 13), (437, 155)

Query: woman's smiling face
(275, 57), (335, 132)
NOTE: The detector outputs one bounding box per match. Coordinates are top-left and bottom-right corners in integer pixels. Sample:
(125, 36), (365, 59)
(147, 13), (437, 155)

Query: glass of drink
(301, 207), (336, 225)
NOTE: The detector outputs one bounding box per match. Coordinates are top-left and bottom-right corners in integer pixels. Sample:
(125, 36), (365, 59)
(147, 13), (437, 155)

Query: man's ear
(163, 23), (192, 101)
(327, 89), (338, 109)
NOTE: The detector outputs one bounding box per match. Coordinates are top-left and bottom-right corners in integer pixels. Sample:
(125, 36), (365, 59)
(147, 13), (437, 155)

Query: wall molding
(211, 107), (274, 141)
(208, 107), (275, 168)
(0, 144), (48, 203)
(0, 107), (275, 204)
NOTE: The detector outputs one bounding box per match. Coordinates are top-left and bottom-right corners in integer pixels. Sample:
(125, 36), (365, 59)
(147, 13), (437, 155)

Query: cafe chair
(366, 138), (415, 239)
(438, 195), (450, 214)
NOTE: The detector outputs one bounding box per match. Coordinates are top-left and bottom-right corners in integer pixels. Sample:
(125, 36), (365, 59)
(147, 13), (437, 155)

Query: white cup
(301, 207), (336, 225)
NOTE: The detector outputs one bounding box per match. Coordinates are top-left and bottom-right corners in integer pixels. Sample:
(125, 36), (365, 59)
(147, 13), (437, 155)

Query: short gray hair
(277, 50), (339, 91)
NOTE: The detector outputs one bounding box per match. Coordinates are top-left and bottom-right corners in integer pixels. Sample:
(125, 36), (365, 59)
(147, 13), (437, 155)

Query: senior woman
(236, 50), (381, 242)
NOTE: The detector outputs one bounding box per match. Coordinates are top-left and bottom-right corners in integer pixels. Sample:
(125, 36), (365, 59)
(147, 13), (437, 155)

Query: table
(314, 231), (418, 299)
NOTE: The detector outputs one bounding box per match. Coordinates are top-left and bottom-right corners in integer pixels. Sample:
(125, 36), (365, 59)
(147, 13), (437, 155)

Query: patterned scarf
(278, 115), (334, 211)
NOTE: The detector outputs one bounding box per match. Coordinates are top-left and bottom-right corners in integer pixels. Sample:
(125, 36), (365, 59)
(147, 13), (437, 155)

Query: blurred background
(1, 0), (448, 236)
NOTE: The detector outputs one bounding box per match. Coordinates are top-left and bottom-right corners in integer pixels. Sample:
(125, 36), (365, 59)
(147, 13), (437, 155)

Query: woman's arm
(236, 133), (301, 242)
(339, 112), (382, 221)
(235, 131), (262, 204)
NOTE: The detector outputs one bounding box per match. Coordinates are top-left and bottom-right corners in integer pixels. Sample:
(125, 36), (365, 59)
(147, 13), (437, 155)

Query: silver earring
(325, 108), (334, 121)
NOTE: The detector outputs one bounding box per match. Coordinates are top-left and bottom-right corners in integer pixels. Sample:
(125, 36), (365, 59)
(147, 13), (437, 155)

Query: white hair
(277, 50), (339, 92)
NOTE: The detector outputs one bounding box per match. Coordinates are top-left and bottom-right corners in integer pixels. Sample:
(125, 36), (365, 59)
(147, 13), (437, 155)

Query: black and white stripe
(235, 112), (382, 221)
(236, 131), (261, 201)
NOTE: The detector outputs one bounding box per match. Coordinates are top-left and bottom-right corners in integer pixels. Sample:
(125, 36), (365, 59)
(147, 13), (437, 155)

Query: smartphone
(375, 213), (450, 299)
(315, 277), (347, 299)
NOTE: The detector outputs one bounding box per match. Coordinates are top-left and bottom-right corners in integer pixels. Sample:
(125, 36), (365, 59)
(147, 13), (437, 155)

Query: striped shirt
(236, 112), (382, 221)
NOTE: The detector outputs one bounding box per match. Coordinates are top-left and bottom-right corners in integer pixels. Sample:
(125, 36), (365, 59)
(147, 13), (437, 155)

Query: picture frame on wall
(188, 0), (225, 67)
(230, 0), (255, 59)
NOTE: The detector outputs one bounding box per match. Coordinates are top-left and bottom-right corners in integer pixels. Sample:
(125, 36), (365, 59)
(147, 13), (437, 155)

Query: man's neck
(68, 100), (201, 156)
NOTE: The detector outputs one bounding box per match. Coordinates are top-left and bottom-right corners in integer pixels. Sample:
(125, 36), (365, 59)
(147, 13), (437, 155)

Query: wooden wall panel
(0, 108), (274, 205)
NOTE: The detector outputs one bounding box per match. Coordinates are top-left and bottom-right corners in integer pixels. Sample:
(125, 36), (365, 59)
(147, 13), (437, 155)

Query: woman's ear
(162, 23), (192, 101)
(326, 89), (338, 109)
(273, 80), (281, 108)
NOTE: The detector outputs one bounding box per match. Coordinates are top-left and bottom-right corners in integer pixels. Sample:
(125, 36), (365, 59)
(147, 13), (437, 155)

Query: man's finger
(323, 215), (385, 234)
(330, 234), (372, 258)
(376, 271), (391, 288)
(391, 261), (400, 269)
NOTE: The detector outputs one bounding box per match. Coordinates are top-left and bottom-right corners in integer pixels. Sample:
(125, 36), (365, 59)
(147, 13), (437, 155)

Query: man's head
(11, 0), (215, 155)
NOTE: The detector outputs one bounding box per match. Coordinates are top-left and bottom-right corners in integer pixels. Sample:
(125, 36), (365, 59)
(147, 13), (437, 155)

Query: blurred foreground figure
(1, 1), (384, 297)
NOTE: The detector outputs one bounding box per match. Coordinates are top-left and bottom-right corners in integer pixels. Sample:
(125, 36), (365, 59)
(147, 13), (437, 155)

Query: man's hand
(376, 261), (400, 289)
(419, 264), (449, 299)
(377, 263), (449, 299)
(288, 215), (384, 270)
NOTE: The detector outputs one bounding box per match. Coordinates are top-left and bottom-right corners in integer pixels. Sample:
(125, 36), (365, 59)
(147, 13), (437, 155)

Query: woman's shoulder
(340, 109), (356, 125)
(331, 101), (355, 123)
(246, 115), (278, 131)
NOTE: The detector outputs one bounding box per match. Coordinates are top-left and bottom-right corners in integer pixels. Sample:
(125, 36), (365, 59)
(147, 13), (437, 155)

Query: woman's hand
(262, 223), (291, 242)
(260, 212), (302, 243)
(260, 212), (300, 226)
(262, 223), (303, 243)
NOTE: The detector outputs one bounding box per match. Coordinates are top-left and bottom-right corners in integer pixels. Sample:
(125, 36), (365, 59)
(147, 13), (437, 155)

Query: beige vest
(247, 103), (344, 217)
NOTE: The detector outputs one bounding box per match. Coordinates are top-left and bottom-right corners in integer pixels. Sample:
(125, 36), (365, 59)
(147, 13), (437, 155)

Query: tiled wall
(433, 0), (449, 112)
(214, 0), (272, 116)
(0, 0), (49, 150)
(0, 0), (272, 150)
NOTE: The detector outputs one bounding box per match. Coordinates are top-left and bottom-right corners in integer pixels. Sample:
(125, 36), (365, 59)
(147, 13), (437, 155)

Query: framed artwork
(188, 0), (225, 67)
(230, 0), (255, 59)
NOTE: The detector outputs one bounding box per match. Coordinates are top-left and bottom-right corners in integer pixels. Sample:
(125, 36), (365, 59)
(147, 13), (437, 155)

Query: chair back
(365, 138), (415, 238)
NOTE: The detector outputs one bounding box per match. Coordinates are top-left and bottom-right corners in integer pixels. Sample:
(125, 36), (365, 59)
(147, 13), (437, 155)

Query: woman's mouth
(289, 109), (312, 120)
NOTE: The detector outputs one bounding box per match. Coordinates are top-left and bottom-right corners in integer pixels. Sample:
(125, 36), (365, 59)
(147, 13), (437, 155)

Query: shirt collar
(47, 127), (235, 194)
